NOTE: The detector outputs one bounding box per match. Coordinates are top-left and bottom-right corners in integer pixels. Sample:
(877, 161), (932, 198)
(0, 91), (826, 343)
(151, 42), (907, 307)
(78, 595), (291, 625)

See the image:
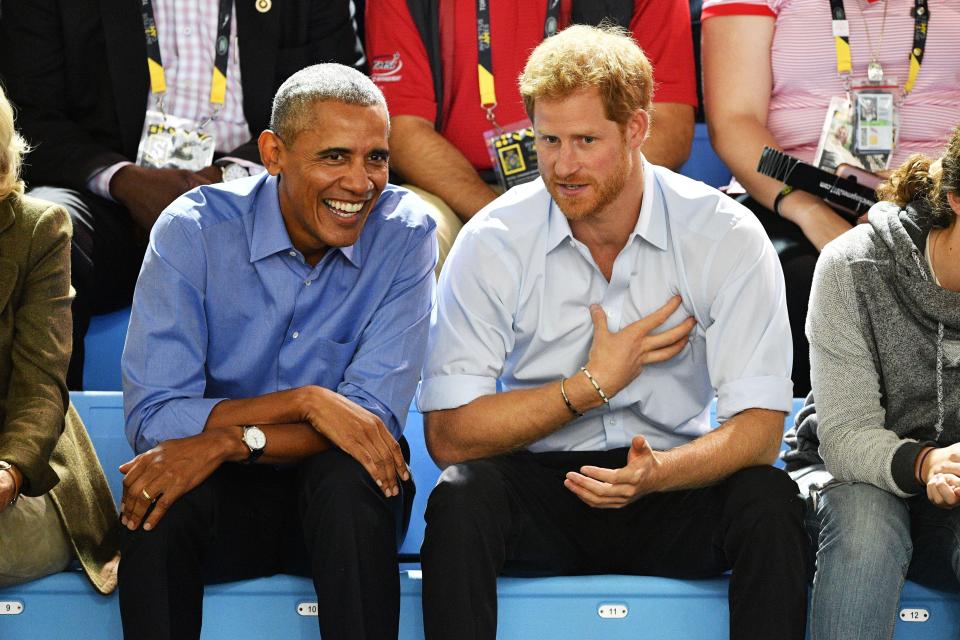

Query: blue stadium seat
(3, 393), (958, 639)
(82, 307), (132, 391)
(679, 122), (732, 188)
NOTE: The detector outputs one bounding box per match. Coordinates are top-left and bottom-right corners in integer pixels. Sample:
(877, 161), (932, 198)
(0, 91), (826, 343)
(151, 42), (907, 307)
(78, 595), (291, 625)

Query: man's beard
(546, 148), (631, 221)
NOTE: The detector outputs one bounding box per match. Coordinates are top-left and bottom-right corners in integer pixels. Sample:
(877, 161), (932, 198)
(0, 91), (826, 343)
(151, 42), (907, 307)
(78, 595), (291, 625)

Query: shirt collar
(546, 199), (574, 252)
(248, 173), (362, 267)
(545, 157), (667, 252)
(631, 158), (668, 252)
(249, 174), (295, 263)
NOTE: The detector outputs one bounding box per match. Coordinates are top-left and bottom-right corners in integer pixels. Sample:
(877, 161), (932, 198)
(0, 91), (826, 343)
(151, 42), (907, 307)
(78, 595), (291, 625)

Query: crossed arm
(119, 386), (408, 532)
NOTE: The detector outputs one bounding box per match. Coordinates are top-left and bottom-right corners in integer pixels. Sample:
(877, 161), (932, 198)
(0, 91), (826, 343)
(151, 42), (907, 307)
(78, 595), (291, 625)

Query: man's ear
(258, 130), (284, 176)
(626, 108), (649, 150)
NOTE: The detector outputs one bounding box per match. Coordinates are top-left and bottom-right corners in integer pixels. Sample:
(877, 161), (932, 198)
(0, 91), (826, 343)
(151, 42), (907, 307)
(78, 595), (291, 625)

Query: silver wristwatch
(241, 426), (266, 464)
(0, 460), (20, 505)
(220, 162), (251, 182)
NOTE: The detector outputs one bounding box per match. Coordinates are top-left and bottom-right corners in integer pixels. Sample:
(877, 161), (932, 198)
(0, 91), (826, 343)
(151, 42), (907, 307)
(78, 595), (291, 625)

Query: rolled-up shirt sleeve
(417, 226), (517, 412)
(704, 215), (794, 421)
(339, 211), (437, 439)
(122, 212), (226, 453)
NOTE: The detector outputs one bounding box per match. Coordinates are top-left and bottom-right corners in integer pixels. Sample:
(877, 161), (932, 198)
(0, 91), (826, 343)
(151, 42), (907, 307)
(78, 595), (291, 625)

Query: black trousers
(27, 186), (145, 390)
(738, 195), (816, 397)
(421, 449), (808, 640)
(118, 448), (414, 640)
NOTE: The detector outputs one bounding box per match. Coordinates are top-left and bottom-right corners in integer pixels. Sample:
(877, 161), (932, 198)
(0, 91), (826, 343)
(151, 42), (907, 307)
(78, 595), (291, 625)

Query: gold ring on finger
(142, 488), (153, 501)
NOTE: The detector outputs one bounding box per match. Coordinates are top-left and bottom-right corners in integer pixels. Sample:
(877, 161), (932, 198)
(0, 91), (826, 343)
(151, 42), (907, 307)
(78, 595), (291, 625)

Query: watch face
(223, 163), (249, 182)
(245, 427), (266, 450)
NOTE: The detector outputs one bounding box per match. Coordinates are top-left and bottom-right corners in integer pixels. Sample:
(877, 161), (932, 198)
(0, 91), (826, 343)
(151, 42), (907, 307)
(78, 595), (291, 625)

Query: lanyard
(476, 0), (561, 127)
(829, 0), (928, 94)
(139, 0), (234, 113)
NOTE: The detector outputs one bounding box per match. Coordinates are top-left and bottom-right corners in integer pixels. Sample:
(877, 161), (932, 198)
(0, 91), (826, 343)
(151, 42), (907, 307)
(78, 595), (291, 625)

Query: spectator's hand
(564, 435), (661, 508)
(119, 431), (231, 531)
(922, 444), (960, 481)
(926, 473), (960, 509)
(0, 463), (21, 515)
(299, 386), (408, 498)
(110, 165), (214, 231)
(194, 165), (223, 184)
(583, 296), (695, 399)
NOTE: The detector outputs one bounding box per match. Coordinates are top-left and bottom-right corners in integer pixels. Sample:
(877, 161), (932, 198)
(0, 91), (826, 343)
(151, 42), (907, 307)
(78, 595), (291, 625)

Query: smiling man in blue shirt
(117, 64), (436, 640)
(418, 26), (807, 640)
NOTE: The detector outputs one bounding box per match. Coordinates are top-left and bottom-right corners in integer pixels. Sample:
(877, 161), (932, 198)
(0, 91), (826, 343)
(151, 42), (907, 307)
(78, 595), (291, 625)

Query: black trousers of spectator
(119, 447), (414, 640)
(28, 186), (145, 390)
(739, 196), (817, 397)
(421, 449), (808, 640)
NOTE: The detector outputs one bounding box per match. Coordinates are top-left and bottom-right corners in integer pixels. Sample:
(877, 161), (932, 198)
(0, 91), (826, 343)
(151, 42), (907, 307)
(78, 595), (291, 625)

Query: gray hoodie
(787, 201), (960, 497)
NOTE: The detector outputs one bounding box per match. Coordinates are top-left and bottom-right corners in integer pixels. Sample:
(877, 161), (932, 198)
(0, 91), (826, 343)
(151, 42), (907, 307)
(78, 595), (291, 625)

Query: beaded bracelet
(579, 367), (609, 405)
(560, 377), (583, 417)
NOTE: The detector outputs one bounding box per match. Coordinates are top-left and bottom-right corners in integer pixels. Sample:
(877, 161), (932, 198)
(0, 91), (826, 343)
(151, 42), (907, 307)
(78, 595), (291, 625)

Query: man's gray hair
(270, 63), (388, 143)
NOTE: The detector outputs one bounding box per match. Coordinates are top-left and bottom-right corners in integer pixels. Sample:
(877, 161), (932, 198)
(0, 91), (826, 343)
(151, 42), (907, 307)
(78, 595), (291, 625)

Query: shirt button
(609, 416), (617, 425)
(292, 331), (300, 339)
(288, 251), (297, 257)
(305, 280), (312, 286)
(184, 27), (193, 35)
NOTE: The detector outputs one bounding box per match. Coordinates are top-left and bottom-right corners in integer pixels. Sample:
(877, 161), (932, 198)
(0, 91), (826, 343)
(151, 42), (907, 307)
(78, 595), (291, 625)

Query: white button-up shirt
(418, 160), (793, 452)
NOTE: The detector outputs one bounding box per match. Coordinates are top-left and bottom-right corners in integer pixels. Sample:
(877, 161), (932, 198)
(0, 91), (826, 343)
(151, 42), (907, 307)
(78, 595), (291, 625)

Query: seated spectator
(118, 64), (436, 639)
(787, 126), (960, 639)
(0, 84), (119, 593)
(365, 0), (697, 272)
(701, 0), (960, 396)
(417, 25), (807, 640)
(0, 0), (364, 389)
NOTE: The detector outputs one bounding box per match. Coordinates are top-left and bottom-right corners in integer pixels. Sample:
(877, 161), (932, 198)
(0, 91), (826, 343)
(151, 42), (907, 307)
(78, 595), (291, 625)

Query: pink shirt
(702, 0), (960, 165)
(89, 0), (254, 198)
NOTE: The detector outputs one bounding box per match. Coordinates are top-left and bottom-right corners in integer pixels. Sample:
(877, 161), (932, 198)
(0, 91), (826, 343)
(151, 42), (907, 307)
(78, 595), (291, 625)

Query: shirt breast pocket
(313, 336), (361, 383)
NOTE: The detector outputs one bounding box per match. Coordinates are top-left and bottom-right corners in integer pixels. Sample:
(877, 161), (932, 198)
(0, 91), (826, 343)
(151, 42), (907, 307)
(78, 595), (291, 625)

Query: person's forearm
(709, 113), (790, 209)
(389, 115), (498, 222)
(710, 114), (851, 249)
(205, 389), (331, 463)
(425, 372), (605, 467)
(642, 103), (694, 170)
(651, 408), (785, 492)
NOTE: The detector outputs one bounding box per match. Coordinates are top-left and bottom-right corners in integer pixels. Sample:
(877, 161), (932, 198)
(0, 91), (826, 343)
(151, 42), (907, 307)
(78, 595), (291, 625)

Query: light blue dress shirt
(122, 173), (437, 454)
(418, 160), (793, 453)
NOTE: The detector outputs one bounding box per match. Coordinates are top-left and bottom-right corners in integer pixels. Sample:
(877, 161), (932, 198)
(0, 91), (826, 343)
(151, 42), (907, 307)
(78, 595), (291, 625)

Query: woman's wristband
(773, 185), (796, 217)
(915, 446), (936, 487)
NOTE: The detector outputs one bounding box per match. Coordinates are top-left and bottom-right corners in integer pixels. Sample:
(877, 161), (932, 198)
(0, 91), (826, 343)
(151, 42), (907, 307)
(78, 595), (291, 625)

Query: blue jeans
(811, 481), (960, 640)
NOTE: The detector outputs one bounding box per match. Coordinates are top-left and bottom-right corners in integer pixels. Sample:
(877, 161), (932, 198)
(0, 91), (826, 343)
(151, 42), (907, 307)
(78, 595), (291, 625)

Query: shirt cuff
(132, 397), (226, 453)
(715, 375), (793, 422)
(87, 161), (134, 202)
(891, 440), (930, 495)
(344, 386), (401, 440)
(416, 374), (497, 413)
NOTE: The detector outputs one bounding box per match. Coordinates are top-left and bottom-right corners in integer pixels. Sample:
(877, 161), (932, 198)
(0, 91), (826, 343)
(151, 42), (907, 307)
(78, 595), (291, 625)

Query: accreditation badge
(483, 119), (539, 190)
(136, 110), (217, 171)
(813, 80), (899, 174)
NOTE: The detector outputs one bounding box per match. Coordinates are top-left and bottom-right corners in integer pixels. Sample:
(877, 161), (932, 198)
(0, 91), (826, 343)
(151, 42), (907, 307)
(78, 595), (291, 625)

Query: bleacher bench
(3, 393), (958, 638)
